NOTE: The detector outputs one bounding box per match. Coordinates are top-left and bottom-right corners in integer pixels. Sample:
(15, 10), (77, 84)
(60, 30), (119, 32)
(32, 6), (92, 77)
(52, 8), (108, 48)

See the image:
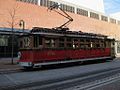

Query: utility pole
(11, 25), (14, 64)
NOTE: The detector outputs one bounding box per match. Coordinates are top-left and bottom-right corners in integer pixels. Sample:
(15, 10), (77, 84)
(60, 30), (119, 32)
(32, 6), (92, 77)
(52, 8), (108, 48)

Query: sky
(104, 0), (120, 14)
(62, 0), (120, 15)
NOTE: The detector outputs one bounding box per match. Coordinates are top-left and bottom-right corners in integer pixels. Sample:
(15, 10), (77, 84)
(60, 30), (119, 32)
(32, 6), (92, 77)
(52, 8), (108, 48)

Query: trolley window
(66, 37), (73, 48)
(73, 38), (79, 48)
(19, 36), (31, 49)
(33, 35), (42, 48)
(45, 38), (55, 48)
(105, 40), (111, 48)
(59, 38), (65, 48)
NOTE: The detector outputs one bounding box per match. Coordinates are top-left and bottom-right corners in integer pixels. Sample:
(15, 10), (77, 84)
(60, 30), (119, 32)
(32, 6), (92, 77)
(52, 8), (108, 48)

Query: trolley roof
(30, 27), (108, 39)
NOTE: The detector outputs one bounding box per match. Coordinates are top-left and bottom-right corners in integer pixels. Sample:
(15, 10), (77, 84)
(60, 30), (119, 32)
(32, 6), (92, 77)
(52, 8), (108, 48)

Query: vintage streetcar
(18, 4), (115, 69)
(18, 27), (115, 69)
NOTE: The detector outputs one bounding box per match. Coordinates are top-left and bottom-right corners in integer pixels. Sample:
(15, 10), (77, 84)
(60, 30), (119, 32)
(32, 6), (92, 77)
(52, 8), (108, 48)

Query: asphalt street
(0, 58), (120, 89)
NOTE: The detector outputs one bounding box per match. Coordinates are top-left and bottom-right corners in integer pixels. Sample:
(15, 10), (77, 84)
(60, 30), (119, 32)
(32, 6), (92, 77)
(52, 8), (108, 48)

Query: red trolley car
(18, 27), (115, 68)
(18, 4), (115, 69)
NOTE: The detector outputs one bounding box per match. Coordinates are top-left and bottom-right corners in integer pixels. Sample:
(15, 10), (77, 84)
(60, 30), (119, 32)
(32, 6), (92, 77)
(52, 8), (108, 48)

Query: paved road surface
(91, 78), (120, 90)
(0, 58), (120, 89)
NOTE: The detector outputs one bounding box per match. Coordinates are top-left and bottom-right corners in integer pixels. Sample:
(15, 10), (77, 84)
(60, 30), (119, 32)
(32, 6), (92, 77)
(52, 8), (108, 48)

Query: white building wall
(110, 12), (120, 20)
(63, 0), (105, 13)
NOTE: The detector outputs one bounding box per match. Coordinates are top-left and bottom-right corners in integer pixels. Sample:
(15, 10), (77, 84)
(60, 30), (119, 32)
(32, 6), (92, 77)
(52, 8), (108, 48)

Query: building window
(110, 18), (116, 24)
(90, 12), (99, 20)
(40, 0), (48, 7)
(77, 8), (88, 17)
(0, 35), (18, 57)
(117, 20), (120, 25)
(48, 1), (58, 7)
(0, 35), (8, 46)
(117, 41), (120, 53)
(60, 4), (75, 13)
(16, 0), (38, 5)
(101, 15), (108, 22)
(40, 0), (58, 8)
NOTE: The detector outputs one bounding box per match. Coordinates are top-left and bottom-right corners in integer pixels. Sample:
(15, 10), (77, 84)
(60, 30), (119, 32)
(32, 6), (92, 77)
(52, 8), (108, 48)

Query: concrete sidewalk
(0, 57), (119, 70)
(0, 58), (20, 70)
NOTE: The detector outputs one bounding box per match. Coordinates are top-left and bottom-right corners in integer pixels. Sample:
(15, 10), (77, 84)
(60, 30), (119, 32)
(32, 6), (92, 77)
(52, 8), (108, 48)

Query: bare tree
(6, 3), (19, 64)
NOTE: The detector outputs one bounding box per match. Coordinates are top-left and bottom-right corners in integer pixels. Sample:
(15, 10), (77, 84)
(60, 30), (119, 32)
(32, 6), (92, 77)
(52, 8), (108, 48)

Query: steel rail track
(64, 72), (120, 90)
(11, 67), (120, 90)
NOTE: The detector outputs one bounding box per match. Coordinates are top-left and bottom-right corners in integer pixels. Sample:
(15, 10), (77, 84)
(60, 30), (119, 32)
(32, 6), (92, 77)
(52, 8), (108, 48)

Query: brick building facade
(0, 0), (120, 57)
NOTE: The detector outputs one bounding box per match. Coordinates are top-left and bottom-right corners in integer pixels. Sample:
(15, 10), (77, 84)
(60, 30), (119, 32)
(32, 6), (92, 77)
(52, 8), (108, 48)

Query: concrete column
(88, 11), (90, 17)
(38, 0), (40, 6)
(99, 14), (101, 20)
(74, 7), (77, 14)
(108, 17), (110, 23)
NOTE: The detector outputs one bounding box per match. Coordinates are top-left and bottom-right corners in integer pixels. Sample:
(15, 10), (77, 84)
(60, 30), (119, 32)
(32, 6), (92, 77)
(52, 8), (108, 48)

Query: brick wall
(0, 0), (120, 40)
